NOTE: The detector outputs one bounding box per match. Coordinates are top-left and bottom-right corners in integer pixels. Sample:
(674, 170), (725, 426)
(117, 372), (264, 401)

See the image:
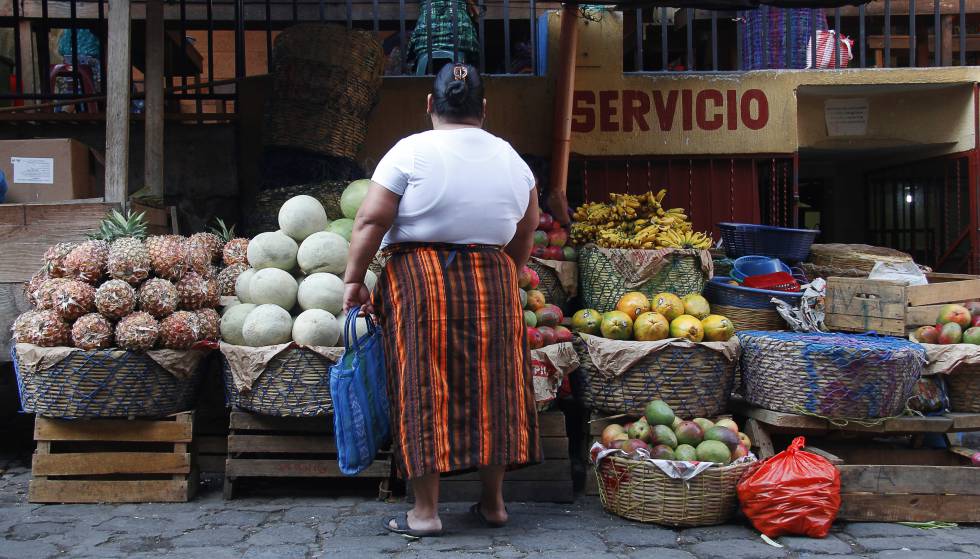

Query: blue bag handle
(343, 306), (378, 353)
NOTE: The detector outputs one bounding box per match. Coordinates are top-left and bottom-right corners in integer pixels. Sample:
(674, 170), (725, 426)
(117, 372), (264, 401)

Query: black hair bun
(445, 80), (468, 106)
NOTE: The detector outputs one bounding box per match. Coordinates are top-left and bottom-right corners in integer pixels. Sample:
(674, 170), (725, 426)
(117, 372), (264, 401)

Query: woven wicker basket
(712, 304), (786, 331)
(264, 24), (383, 159)
(13, 346), (203, 419)
(808, 243), (913, 273)
(244, 181), (350, 236)
(574, 337), (737, 418)
(739, 331), (925, 419)
(221, 348), (336, 417)
(579, 246), (709, 313)
(528, 260), (570, 311)
(947, 364), (980, 413)
(801, 261), (868, 279)
(596, 456), (755, 527)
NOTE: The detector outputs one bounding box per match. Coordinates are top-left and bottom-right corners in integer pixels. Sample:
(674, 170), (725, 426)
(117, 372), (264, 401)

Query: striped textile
(374, 243), (542, 479)
(408, 0), (481, 65)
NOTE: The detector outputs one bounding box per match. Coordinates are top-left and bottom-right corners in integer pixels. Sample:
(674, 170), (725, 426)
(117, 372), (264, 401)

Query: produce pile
(569, 189), (712, 250)
(221, 181), (371, 348)
(912, 302), (980, 345)
(532, 211), (576, 262)
(13, 211), (243, 351)
(519, 265), (573, 349)
(570, 291), (735, 343)
(599, 399), (750, 465)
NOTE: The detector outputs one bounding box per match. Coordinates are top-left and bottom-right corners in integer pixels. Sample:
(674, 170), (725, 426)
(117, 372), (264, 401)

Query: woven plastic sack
(330, 307), (390, 475)
(737, 437), (841, 538)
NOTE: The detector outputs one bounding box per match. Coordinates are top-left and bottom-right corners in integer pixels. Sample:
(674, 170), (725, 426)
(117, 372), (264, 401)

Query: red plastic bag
(737, 436), (841, 538)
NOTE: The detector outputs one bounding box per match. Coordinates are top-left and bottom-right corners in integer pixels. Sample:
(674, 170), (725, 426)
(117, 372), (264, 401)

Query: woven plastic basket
(579, 246), (709, 313)
(947, 364), (980, 413)
(12, 346), (203, 419)
(739, 331), (925, 419)
(528, 260), (570, 311)
(574, 336), (737, 418)
(719, 222), (819, 262)
(244, 180), (350, 236)
(264, 24), (383, 159)
(221, 348), (336, 417)
(711, 304), (786, 331)
(596, 456), (755, 527)
(704, 277), (802, 309)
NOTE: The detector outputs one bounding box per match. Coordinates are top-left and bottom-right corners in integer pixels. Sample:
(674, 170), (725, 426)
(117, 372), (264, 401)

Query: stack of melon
(221, 181), (372, 348)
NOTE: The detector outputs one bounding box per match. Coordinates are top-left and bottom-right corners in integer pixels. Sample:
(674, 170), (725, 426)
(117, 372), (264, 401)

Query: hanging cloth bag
(806, 30), (853, 69)
(330, 307), (391, 475)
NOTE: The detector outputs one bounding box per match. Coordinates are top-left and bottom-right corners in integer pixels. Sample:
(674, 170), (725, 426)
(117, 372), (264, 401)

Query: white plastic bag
(868, 260), (928, 286)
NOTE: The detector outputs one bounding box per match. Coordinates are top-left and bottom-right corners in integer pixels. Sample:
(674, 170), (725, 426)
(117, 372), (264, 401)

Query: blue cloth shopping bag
(330, 307), (391, 475)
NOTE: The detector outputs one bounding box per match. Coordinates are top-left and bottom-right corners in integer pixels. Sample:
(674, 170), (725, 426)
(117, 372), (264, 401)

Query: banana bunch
(571, 189), (711, 249)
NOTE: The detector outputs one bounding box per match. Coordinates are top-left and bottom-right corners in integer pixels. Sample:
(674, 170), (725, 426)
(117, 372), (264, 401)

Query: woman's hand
(343, 282), (374, 315)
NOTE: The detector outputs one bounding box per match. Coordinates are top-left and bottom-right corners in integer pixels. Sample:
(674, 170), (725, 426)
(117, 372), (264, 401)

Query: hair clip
(452, 64), (468, 81)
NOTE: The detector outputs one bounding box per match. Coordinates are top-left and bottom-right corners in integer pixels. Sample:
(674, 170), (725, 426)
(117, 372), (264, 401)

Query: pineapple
(34, 278), (71, 310)
(212, 218), (249, 266)
(22, 310), (71, 347)
(146, 235), (187, 281)
(189, 231), (224, 263)
(137, 278), (178, 318)
(43, 242), (77, 278)
(195, 308), (220, 340)
(25, 269), (50, 307)
(217, 263), (248, 296)
(185, 237), (212, 275)
(63, 240), (109, 284)
(51, 280), (96, 322)
(116, 311), (160, 351)
(71, 313), (114, 350)
(176, 272), (217, 310)
(95, 280), (136, 320)
(159, 311), (200, 349)
(90, 209), (152, 285)
(11, 310), (41, 344)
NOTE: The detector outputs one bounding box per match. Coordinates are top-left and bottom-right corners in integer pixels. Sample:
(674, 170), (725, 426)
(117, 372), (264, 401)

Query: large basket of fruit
(12, 344), (206, 419)
(220, 345), (341, 417)
(739, 331), (925, 419)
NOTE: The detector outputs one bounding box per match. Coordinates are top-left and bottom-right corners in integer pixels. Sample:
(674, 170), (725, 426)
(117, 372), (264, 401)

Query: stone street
(2, 454), (980, 559)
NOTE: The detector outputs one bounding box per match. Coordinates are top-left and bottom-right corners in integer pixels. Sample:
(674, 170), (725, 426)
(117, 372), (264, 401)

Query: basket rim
(709, 276), (803, 298)
(600, 453), (757, 474)
(718, 222), (820, 235)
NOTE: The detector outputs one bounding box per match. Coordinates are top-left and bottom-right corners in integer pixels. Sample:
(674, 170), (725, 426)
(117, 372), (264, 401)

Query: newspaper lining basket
(947, 364), (980, 413)
(579, 246), (709, 313)
(221, 348), (336, 417)
(12, 346), (202, 419)
(573, 337), (736, 418)
(596, 456), (755, 527)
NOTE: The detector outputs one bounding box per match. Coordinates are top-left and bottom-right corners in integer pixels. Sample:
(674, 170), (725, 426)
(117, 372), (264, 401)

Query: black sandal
(470, 503), (507, 528)
(383, 512), (445, 538)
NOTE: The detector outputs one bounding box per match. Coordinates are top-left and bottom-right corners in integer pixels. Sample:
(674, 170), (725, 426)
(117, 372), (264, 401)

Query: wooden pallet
(435, 411), (573, 503)
(29, 411), (195, 503)
(223, 410), (392, 499)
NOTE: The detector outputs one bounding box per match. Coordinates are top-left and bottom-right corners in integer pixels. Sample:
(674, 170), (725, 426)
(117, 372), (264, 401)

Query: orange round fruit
(633, 312), (670, 341)
(571, 309), (602, 335)
(526, 289), (547, 311)
(600, 311), (634, 340)
(651, 292), (685, 321)
(616, 291), (651, 320)
(702, 314), (735, 342)
(681, 294), (711, 320)
(670, 314), (705, 342)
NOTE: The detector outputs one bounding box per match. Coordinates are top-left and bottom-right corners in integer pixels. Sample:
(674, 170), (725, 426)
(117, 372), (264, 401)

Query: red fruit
(972, 452), (980, 466)
(532, 246), (547, 258)
(914, 325), (940, 344)
(939, 322), (963, 345)
(527, 327), (544, 349)
(535, 306), (562, 328)
(621, 439), (650, 455)
(518, 266), (532, 289)
(938, 304), (972, 328)
(527, 268), (540, 289)
(542, 246), (564, 261)
(538, 325), (557, 346)
(548, 229), (568, 248)
(533, 230), (549, 247)
(551, 219), (564, 231)
(972, 315), (980, 328)
(965, 301), (980, 317)
(538, 212), (554, 231)
(554, 325), (574, 343)
(733, 443), (749, 460)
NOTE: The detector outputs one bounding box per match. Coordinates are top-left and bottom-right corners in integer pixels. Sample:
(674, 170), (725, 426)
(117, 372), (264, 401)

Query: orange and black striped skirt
(373, 243), (542, 480)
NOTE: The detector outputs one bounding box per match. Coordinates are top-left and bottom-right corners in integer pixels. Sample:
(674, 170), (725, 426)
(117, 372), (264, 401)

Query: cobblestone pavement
(3, 454), (980, 559)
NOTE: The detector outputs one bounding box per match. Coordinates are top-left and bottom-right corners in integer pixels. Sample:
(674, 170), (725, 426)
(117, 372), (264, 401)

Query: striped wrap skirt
(373, 243), (542, 480)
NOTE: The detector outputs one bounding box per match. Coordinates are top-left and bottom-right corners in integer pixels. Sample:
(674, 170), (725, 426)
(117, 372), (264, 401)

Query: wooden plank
(541, 437), (569, 460)
(948, 413), (980, 431)
(824, 447), (963, 466)
(228, 434), (337, 454)
(906, 304), (945, 327)
(538, 412), (566, 437)
(229, 411), (330, 433)
(907, 278), (980, 307)
(438, 480), (574, 503)
(835, 0), (980, 16)
(839, 494), (980, 522)
(825, 277), (909, 319)
(16, 21), (37, 105)
(730, 401), (829, 429)
(144, 0), (165, 199)
(29, 479), (189, 504)
(104, 0), (132, 206)
(0, 282), (31, 362)
(225, 458), (390, 478)
(445, 460), (571, 482)
(839, 464), (980, 496)
(803, 446), (844, 465)
(35, 415), (193, 443)
(948, 445), (978, 461)
(824, 313), (907, 336)
(32, 452), (191, 476)
(743, 418), (775, 459)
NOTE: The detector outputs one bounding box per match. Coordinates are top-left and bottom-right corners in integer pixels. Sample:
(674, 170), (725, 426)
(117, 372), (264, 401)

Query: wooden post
(941, 15), (954, 67)
(16, 21), (37, 102)
(104, 0), (132, 207)
(145, 0), (165, 198)
(548, 4), (580, 225)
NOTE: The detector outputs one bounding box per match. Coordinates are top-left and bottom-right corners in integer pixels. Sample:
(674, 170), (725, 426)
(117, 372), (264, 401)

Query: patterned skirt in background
(373, 243), (542, 480)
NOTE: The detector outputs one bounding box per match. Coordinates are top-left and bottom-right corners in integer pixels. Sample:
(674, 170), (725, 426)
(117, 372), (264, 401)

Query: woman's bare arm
(343, 183), (400, 312)
(504, 186), (539, 270)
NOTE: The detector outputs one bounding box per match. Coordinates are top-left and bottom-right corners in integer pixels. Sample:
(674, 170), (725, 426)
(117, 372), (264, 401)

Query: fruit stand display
(528, 211), (578, 312)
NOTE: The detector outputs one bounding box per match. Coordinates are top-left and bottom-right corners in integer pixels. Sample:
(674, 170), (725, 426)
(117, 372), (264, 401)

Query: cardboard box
(0, 138), (102, 204)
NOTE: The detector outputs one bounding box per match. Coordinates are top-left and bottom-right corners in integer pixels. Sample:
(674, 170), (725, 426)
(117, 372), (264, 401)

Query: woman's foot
(385, 509), (443, 537)
(472, 502), (508, 527)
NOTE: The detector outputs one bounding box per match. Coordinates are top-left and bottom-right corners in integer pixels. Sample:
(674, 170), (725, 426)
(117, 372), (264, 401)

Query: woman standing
(343, 62), (541, 537)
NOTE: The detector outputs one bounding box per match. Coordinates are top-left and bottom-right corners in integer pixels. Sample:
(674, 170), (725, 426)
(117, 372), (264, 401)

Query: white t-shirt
(371, 128), (535, 247)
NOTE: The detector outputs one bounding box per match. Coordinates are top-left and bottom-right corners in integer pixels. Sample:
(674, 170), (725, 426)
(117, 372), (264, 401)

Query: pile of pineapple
(12, 211), (250, 352)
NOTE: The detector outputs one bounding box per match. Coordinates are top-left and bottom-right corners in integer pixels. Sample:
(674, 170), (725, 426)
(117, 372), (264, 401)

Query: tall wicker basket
(947, 365), (980, 413)
(244, 181), (350, 236)
(579, 246), (710, 313)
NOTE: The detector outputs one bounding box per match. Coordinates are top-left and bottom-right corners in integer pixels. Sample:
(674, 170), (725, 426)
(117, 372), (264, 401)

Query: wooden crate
(436, 411), (573, 503)
(193, 407), (228, 475)
(29, 411), (196, 503)
(825, 273), (980, 336)
(223, 410), (392, 499)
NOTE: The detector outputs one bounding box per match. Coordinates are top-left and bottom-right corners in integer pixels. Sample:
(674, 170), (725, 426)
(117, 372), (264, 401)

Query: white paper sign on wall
(825, 98), (869, 137)
(11, 157), (55, 184)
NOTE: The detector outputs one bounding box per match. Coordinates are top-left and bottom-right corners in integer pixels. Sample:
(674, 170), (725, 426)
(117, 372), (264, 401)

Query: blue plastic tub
(731, 256), (791, 282)
(719, 223), (819, 262)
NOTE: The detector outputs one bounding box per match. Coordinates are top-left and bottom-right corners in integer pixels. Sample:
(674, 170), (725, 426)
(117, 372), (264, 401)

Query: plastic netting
(579, 246), (708, 313)
(221, 348), (335, 417)
(573, 337), (736, 418)
(12, 346), (201, 419)
(739, 331), (925, 420)
(528, 260), (569, 312)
